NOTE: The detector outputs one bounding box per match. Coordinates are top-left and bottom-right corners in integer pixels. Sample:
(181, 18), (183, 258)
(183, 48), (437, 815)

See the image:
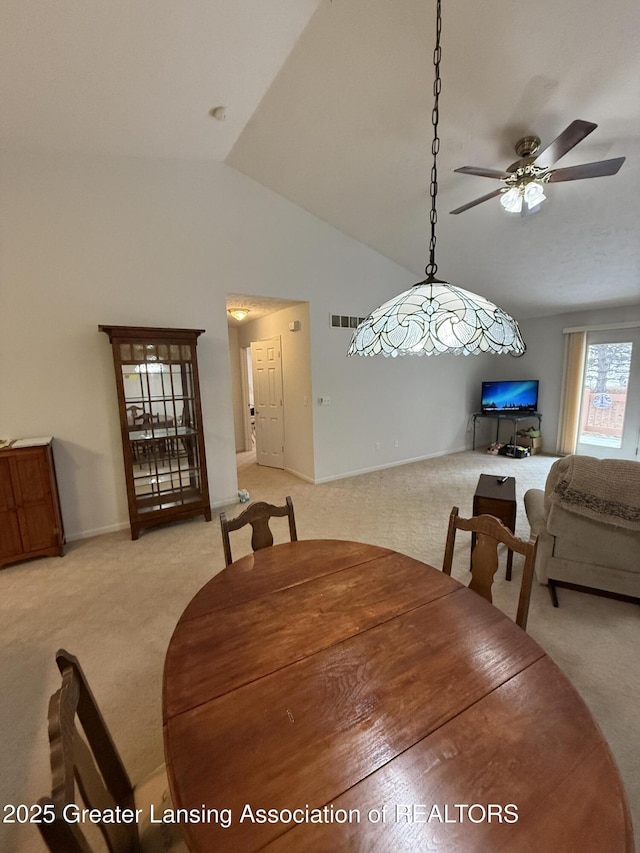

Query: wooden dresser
(0, 438), (65, 569)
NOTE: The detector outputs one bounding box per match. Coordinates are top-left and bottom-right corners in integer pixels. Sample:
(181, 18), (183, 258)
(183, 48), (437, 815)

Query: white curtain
(558, 331), (586, 455)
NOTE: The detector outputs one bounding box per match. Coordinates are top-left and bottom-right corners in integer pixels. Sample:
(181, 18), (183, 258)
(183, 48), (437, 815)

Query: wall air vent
(330, 314), (366, 329)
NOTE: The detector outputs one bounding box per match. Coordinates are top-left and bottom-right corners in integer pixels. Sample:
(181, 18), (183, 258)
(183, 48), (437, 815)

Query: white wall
(0, 150), (511, 540)
(311, 339), (485, 481)
(519, 304), (640, 453)
(227, 324), (246, 452)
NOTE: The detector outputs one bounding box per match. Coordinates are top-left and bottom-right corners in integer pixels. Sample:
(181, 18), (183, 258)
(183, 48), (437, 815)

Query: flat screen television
(480, 380), (539, 413)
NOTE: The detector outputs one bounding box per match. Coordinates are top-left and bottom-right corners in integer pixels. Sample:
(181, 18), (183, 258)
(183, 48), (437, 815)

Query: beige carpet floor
(1, 450), (637, 851)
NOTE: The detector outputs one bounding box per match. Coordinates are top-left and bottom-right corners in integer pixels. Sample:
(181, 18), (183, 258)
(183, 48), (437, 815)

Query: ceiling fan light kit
(348, 0), (525, 358)
(451, 122), (625, 216)
(500, 181), (547, 214)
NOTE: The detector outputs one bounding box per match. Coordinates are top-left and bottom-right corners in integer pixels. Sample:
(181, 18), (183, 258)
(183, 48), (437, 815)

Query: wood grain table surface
(163, 539), (634, 852)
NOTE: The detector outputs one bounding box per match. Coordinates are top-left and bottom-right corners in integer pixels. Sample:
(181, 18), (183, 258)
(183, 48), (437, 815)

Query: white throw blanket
(545, 455), (640, 531)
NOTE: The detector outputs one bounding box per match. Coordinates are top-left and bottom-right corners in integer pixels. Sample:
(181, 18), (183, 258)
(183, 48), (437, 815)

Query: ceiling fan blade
(534, 119), (597, 168)
(450, 188), (504, 215)
(454, 166), (510, 180)
(548, 157), (626, 182)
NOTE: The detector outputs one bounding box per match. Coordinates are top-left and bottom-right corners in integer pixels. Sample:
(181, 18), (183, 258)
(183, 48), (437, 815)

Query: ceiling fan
(450, 119), (625, 215)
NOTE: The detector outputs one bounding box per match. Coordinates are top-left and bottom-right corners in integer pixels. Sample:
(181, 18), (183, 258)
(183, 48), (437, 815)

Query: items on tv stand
(472, 411), (542, 451)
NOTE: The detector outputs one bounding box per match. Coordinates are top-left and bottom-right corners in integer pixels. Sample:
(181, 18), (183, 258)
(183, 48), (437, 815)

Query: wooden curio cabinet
(99, 325), (212, 539)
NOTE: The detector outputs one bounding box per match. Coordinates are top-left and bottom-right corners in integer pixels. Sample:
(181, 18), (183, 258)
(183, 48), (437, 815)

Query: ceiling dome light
(228, 308), (249, 322)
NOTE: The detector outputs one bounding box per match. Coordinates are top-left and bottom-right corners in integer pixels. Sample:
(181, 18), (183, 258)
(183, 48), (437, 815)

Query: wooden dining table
(162, 539), (634, 852)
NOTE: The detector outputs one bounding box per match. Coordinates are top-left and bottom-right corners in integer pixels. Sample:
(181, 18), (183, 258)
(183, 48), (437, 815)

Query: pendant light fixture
(348, 0), (526, 358)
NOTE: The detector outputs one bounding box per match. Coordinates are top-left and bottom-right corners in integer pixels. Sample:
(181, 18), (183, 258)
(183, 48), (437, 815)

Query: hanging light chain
(426, 0), (442, 279)
(347, 0), (527, 358)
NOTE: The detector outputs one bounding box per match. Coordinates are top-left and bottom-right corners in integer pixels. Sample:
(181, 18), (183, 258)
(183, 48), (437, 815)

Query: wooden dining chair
(442, 506), (538, 630)
(38, 649), (187, 853)
(219, 496), (298, 567)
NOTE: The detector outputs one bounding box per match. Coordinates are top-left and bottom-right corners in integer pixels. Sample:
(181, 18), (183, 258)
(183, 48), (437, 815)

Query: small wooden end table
(472, 474), (517, 580)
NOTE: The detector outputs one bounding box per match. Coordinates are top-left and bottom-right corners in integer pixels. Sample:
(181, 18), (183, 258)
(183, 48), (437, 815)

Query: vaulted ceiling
(2, 0), (639, 319)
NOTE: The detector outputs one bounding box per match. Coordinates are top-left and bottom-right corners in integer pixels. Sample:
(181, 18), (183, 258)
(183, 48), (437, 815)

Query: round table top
(163, 539), (633, 852)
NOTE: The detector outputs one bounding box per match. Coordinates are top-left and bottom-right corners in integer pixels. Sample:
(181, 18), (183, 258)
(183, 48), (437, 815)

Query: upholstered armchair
(524, 455), (640, 606)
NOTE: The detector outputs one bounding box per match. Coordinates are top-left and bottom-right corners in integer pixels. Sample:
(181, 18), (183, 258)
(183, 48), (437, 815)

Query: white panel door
(250, 338), (285, 468)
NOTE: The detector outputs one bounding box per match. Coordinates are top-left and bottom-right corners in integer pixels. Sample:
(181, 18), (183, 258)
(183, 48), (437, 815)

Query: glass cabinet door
(100, 326), (211, 539)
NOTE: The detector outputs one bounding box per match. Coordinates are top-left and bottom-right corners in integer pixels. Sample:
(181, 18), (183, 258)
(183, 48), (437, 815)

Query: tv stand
(472, 411), (542, 450)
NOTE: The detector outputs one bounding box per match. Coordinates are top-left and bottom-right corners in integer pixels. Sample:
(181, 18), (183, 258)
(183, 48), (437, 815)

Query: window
(578, 341), (632, 450)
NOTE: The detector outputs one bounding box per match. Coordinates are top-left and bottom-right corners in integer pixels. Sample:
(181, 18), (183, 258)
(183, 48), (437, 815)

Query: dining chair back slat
(38, 649), (138, 853)
(443, 506), (537, 630)
(220, 496), (297, 567)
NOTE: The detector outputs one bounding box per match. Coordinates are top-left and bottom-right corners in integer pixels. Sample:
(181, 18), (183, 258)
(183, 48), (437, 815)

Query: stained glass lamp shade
(347, 279), (526, 357)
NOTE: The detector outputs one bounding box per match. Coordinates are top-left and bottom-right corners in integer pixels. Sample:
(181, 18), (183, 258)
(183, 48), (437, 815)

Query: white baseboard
(313, 446), (468, 484)
(284, 466), (315, 484)
(65, 521), (129, 542)
(66, 494), (239, 541)
(66, 452), (473, 539)
(211, 494), (243, 509)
